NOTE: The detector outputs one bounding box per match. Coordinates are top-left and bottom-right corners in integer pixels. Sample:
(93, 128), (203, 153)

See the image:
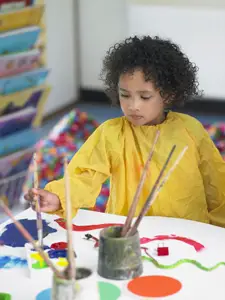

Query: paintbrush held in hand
(127, 145), (188, 237)
(33, 153), (43, 248)
(63, 156), (76, 280)
(0, 157), (77, 281)
(121, 130), (160, 237)
(0, 199), (63, 279)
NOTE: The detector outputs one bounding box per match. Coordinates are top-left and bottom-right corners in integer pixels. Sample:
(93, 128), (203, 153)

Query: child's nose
(129, 99), (141, 112)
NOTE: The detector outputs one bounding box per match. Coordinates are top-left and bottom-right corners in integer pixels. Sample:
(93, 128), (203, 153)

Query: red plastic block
(157, 246), (169, 256)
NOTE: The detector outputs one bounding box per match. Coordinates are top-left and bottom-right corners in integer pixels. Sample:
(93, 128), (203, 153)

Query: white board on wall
(128, 4), (225, 99)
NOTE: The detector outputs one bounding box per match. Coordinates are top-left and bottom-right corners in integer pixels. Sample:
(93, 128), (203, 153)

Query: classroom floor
(1, 101), (225, 223)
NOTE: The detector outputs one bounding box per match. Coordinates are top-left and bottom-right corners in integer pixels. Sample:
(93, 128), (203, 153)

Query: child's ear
(163, 96), (172, 106)
(164, 94), (175, 106)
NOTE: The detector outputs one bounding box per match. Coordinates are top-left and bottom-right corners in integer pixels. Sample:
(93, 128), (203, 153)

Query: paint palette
(25, 243), (71, 278)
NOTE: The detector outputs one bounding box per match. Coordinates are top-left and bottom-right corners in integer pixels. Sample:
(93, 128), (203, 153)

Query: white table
(0, 208), (225, 300)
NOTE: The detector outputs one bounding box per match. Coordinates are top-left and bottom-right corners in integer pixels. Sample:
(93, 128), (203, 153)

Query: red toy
(157, 243), (169, 256)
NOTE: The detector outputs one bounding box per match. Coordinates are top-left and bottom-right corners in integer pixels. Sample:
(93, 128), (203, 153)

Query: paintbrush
(0, 199), (64, 279)
(121, 130), (160, 237)
(33, 153), (43, 248)
(126, 145), (176, 237)
(63, 157), (76, 280)
(127, 145), (188, 237)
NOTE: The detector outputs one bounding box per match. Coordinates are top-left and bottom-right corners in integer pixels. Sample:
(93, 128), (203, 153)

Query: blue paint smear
(47, 249), (76, 259)
(36, 288), (51, 300)
(0, 256), (27, 269)
(47, 249), (67, 259)
(0, 219), (57, 247)
(31, 245), (50, 251)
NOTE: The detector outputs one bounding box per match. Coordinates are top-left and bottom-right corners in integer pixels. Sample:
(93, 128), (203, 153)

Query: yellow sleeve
(44, 122), (111, 218)
(199, 129), (225, 227)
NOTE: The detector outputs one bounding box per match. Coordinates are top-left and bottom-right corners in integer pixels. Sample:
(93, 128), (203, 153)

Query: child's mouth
(130, 115), (143, 120)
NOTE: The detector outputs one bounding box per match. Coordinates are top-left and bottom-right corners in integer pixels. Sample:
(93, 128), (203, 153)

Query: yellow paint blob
(30, 252), (45, 267)
(56, 257), (68, 267)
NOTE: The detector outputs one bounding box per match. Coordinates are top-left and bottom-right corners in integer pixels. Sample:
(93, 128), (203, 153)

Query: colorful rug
(204, 123), (225, 159)
(25, 109), (225, 212)
(25, 109), (109, 212)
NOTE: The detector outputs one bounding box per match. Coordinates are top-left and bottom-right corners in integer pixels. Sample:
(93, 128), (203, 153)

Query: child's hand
(24, 188), (61, 213)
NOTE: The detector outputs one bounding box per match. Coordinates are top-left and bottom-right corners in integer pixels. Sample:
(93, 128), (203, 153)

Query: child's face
(118, 70), (166, 126)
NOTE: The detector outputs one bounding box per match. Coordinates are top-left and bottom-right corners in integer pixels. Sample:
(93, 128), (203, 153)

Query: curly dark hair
(100, 35), (202, 107)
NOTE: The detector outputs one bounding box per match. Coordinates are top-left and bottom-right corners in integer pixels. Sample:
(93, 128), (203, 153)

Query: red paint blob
(51, 242), (67, 250)
(55, 219), (123, 232)
(54, 220), (204, 252)
(140, 237), (151, 244)
(128, 275), (182, 297)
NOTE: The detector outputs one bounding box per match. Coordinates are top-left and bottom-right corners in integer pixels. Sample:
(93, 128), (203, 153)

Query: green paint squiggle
(142, 256), (225, 271)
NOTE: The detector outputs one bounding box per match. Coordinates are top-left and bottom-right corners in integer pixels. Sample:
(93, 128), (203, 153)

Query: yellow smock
(45, 111), (225, 227)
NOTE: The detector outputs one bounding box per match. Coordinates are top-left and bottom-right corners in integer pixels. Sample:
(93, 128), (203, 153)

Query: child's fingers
(29, 188), (36, 195)
(31, 202), (52, 213)
(40, 205), (51, 213)
(31, 199), (47, 211)
(24, 191), (36, 202)
(30, 200), (36, 211)
(24, 193), (31, 201)
(23, 189), (36, 203)
(32, 188), (49, 199)
(26, 188), (49, 203)
(28, 189), (54, 213)
(39, 200), (48, 208)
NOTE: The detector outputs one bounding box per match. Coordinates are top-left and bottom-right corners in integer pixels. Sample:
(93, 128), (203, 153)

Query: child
(25, 35), (225, 227)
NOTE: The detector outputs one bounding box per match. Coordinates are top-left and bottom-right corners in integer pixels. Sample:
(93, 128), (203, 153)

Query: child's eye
(120, 94), (129, 98)
(141, 96), (151, 100)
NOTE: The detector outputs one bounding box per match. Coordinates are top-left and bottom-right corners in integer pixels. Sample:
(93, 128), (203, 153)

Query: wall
(79, 0), (225, 100)
(129, 0), (225, 8)
(78, 0), (128, 90)
(44, 0), (78, 115)
(128, 3), (225, 99)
